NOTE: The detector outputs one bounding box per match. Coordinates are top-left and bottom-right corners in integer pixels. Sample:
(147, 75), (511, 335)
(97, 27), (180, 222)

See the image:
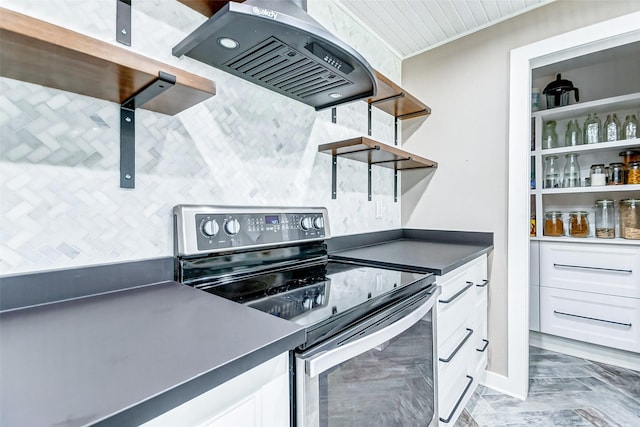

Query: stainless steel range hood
(173, 0), (377, 110)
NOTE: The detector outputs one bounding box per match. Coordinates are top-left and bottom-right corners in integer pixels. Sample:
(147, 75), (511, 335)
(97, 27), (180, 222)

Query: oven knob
(300, 216), (313, 231)
(313, 216), (325, 230)
(201, 219), (219, 237)
(224, 218), (241, 236)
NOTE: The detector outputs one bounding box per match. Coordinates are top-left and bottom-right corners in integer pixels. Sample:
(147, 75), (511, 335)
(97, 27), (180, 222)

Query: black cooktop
(201, 260), (435, 348)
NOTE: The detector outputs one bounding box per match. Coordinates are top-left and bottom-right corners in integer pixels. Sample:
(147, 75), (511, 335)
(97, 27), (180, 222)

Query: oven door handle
(303, 289), (439, 378)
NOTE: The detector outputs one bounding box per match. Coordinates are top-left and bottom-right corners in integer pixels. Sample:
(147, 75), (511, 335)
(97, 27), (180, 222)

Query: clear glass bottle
(543, 155), (561, 188)
(623, 114), (639, 140)
(620, 199), (640, 240)
(563, 153), (581, 188)
(608, 162), (625, 185)
(590, 164), (607, 186)
(603, 113), (621, 141)
(544, 211), (564, 236)
(569, 211), (589, 237)
(542, 120), (559, 149)
(583, 113), (601, 144)
(594, 200), (615, 238)
(564, 119), (582, 146)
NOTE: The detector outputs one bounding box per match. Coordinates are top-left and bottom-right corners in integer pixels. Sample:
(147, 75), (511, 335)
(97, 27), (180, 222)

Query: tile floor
(455, 346), (640, 427)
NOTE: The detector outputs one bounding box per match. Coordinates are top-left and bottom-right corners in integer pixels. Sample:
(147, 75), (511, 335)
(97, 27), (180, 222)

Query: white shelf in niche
(541, 184), (640, 195)
(537, 138), (640, 157)
(532, 92), (640, 122)
(530, 236), (640, 246)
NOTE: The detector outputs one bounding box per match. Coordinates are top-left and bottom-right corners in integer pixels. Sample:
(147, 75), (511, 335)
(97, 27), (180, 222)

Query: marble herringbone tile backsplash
(0, 1), (403, 275)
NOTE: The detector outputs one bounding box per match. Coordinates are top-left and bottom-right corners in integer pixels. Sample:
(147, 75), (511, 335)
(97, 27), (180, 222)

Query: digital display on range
(265, 215), (279, 225)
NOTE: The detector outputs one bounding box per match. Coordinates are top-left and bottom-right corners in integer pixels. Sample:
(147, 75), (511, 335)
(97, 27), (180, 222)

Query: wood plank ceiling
(335, 0), (554, 59)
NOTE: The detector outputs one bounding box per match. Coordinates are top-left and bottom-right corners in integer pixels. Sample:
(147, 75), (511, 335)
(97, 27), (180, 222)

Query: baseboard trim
(481, 371), (527, 400)
(530, 331), (640, 371)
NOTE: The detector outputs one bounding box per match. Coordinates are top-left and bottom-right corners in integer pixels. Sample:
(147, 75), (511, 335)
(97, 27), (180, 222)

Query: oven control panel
(174, 205), (330, 256)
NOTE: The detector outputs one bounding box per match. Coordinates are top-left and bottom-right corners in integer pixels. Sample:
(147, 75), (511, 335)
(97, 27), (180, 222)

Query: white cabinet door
(142, 352), (289, 427)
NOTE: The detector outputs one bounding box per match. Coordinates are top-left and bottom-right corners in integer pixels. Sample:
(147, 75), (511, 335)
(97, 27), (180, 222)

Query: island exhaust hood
(173, 0), (377, 110)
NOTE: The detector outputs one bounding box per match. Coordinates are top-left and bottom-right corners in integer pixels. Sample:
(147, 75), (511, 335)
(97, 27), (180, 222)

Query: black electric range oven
(174, 205), (439, 427)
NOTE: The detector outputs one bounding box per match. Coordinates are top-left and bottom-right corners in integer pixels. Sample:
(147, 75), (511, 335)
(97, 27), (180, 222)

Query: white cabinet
(538, 242), (640, 353)
(142, 352), (290, 427)
(436, 254), (488, 426)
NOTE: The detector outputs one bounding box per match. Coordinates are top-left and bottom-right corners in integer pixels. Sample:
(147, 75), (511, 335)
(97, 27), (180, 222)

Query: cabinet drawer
(540, 287), (640, 352)
(540, 242), (640, 298)
(437, 289), (473, 348)
(471, 303), (488, 377)
(438, 335), (473, 418)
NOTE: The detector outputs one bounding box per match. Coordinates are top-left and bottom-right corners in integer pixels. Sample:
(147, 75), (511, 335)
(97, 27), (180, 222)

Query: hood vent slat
(225, 37), (352, 100)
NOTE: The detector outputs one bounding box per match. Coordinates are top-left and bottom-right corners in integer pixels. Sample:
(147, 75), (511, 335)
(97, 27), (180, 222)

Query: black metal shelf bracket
(116, 0), (132, 46)
(331, 154), (337, 199)
(394, 169), (398, 202)
(368, 163), (372, 201)
(120, 71), (176, 188)
(367, 104), (372, 136)
(331, 146), (379, 199)
(331, 107), (337, 124)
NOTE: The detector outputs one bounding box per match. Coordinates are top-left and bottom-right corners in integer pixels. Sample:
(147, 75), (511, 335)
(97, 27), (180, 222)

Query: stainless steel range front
(173, 205), (439, 427)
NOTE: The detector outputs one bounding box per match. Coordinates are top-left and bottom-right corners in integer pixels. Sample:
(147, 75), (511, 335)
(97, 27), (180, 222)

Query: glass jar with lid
(619, 149), (640, 167)
(628, 161), (640, 185)
(542, 120), (559, 149)
(563, 153), (581, 188)
(569, 211), (589, 237)
(594, 200), (615, 238)
(608, 162), (625, 185)
(620, 199), (640, 240)
(543, 155), (561, 188)
(590, 164), (607, 186)
(544, 211), (564, 236)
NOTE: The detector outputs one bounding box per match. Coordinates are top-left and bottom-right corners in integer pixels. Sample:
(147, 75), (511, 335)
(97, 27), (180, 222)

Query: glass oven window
(300, 311), (435, 427)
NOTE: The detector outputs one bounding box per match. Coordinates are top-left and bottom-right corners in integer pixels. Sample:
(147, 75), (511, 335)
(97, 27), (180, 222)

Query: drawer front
(437, 255), (487, 300)
(438, 336), (473, 424)
(437, 288), (473, 348)
(471, 302), (488, 376)
(540, 242), (640, 298)
(540, 286), (640, 352)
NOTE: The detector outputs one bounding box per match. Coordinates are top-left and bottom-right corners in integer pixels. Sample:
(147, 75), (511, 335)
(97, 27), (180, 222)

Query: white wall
(401, 0), (640, 377)
(0, 0), (400, 275)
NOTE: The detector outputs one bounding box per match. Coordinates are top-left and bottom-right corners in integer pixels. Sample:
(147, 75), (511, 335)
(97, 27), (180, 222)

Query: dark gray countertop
(328, 229), (493, 275)
(0, 281), (305, 427)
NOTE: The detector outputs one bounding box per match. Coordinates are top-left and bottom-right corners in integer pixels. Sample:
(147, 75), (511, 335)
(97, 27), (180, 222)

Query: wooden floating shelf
(177, 0), (234, 17)
(176, 1), (429, 119)
(318, 137), (437, 170)
(0, 7), (216, 115)
(367, 71), (431, 119)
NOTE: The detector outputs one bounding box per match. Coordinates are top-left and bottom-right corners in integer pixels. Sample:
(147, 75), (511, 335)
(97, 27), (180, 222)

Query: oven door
(295, 286), (439, 427)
